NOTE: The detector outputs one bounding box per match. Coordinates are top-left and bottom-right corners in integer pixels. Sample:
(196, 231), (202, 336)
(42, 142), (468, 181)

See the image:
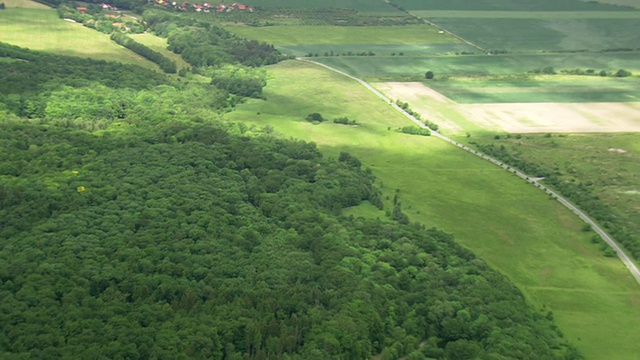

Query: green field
(226, 25), (460, 45)
(316, 52), (640, 79)
(240, 0), (398, 12)
(227, 60), (640, 359)
(394, 0), (634, 11)
(473, 133), (640, 240)
(426, 76), (640, 103)
(427, 17), (640, 52)
(0, 6), (157, 68)
(412, 10), (640, 18)
(277, 43), (477, 57)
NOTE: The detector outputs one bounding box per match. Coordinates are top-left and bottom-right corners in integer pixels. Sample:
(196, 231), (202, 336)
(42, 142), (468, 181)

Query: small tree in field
(615, 69), (631, 78)
(0, 2), (5, 9)
(425, 71), (434, 79)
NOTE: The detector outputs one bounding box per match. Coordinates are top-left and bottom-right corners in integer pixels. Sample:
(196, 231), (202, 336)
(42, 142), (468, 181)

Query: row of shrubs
(530, 67), (632, 77)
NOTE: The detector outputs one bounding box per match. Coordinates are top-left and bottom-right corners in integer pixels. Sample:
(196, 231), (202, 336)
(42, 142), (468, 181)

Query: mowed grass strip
(0, 7), (158, 68)
(225, 25), (461, 45)
(227, 60), (640, 359)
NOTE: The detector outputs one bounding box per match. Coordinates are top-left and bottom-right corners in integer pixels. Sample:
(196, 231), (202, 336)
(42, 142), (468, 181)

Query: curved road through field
(298, 57), (640, 285)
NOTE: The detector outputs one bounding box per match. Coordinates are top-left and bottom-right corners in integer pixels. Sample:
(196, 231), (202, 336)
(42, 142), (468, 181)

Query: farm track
(297, 57), (640, 285)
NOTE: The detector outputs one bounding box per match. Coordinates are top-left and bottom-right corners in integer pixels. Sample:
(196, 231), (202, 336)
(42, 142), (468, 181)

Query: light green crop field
(226, 25), (461, 45)
(394, 0), (633, 11)
(426, 76), (640, 103)
(412, 10), (640, 19)
(427, 17), (640, 52)
(316, 52), (640, 79)
(226, 60), (640, 359)
(240, 0), (398, 12)
(0, 6), (158, 68)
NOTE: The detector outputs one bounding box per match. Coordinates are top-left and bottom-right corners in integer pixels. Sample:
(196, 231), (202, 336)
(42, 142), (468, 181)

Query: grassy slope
(480, 133), (640, 245)
(0, 4), (158, 69)
(129, 33), (191, 70)
(226, 60), (640, 359)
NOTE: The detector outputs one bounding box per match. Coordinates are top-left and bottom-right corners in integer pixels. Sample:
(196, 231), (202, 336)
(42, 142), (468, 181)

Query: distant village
(153, 0), (255, 13)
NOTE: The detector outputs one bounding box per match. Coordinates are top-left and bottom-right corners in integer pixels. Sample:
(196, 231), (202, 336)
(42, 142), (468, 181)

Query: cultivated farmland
(240, 0), (398, 12)
(226, 60), (640, 360)
(393, 0), (634, 11)
(315, 52), (640, 80)
(426, 17), (640, 52)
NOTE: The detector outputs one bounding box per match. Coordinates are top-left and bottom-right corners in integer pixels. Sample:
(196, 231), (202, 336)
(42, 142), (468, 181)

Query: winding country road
(298, 57), (640, 285)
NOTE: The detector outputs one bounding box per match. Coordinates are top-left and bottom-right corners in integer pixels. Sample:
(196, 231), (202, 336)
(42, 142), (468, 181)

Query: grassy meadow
(226, 60), (640, 359)
(475, 133), (640, 241)
(426, 76), (640, 103)
(0, 4), (158, 68)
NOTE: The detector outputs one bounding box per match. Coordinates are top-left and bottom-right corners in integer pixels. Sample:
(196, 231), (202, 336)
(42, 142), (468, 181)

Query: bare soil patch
(376, 82), (640, 134)
(462, 102), (640, 133)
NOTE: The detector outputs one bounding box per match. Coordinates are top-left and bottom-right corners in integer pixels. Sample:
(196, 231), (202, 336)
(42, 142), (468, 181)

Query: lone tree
(425, 71), (434, 79)
(615, 69), (631, 78)
(305, 113), (324, 123)
(0, 2), (5, 9)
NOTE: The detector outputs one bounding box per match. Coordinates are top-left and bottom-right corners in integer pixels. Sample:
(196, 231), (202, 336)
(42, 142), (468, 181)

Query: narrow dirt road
(297, 57), (640, 285)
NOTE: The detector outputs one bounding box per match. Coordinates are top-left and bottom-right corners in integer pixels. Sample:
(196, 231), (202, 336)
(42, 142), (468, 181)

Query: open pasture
(394, 0), (633, 11)
(226, 25), (460, 45)
(316, 52), (640, 79)
(427, 17), (640, 52)
(227, 60), (640, 359)
(0, 7), (158, 68)
(477, 133), (640, 236)
(240, 0), (397, 12)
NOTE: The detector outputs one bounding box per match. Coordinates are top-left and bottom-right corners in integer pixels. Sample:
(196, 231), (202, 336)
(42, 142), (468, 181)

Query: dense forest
(0, 33), (581, 360)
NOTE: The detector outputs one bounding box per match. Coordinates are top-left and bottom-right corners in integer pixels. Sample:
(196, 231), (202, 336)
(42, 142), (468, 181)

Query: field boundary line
(297, 57), (640, 286)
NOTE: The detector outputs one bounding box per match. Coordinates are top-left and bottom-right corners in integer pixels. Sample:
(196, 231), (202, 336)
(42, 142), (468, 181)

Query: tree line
(110, 33), (177, 73)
